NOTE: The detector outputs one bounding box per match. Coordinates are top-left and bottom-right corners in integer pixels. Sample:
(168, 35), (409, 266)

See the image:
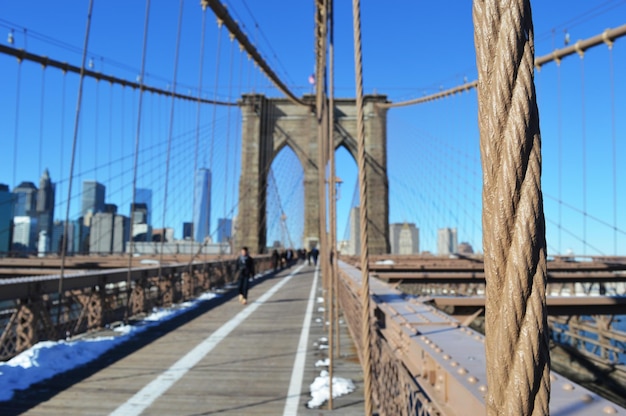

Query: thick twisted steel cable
(473, 1), (550, 415)
(351, 0), (374, 414)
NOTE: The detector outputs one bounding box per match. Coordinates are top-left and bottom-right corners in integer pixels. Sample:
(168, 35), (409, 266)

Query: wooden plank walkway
(3, 264), (364, 415)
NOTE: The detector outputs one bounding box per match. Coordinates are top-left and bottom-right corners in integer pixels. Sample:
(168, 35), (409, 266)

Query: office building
(0, 184), (14, 254)
(82, 181), (105, 217)
(193, 168), (211, 243)
(134, 188), (152, 225)
(131, 203), (148, 225)
(13, 181), (38, 218)
(37, 230), (50, 257)
(182, 222), (193, 240)
(131, 223), (152, 242)
(217, 218), (232, 243)
(437, 227), (458, 256)
(390, 222), (419, 254)
(90, 212), (129, 254)
(12, 216), (38, 253)
(36, 169), (55, 240)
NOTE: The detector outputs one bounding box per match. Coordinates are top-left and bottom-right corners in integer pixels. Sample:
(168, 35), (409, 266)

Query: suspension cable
(351, 0), (373, 413)
(224, 34), (235, 234)
(557, 60), (563, 253)
(125, 0), (152, 323)
(58, 0), (95, 333)
(158, 0), (185, 274)
(210, 21), (223, 175)
(579, 50), (587, 255)
(38, 66), (46, 175)
(608, 42), (617, 254)
(380, 24), (626, 109)
(327, 0), (338, 405)
(473, 0), (550, 414)
(12, 59), (22, 188)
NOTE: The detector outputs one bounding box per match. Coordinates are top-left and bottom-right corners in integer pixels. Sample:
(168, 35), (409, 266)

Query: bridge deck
(3, 264), (364, 415)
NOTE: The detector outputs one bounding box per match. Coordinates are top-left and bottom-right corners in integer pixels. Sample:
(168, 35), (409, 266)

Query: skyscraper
(193, 168), (211, 243)
(217, 218), (232, 243)
(134, 188), (152, 225)
(13, 181), (38, 217)
(82, 181), (105, 218)
(437, 227), (458, 256)
(12, 216), (38, 253)
(390, 222), (419, 254)
(36, 169), (55, 241)
(0, 184), (14, 254)
(90, 212), (129, 254)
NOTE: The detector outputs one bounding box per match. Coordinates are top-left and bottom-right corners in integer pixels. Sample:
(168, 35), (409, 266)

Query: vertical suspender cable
(125, 0), (152, 323)
(557, 60), (562, 254)
(158, 0), (185, 274)
(326, 0), (338, 407)
(608, 44), (617, 254)
(12, 59), (22, 188)
(38, 66), (46, 175)
(473, 0), (550, 414)
(59, 72), (67, 213)
(351, 0), (373, 413)
(579, 52), (587, 255)
(58, 0), (95, 333)
(231, 47), (244, 250)
(109, 81), (114, 183)
(94, 75), (100, 180)
(203, 20), (223, 258)
(190, 5), (207, 271)
(210, 23), (223, 180)
(224, 35), (235, 238)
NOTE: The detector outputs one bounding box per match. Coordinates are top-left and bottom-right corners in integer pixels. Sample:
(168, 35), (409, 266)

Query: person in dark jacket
(237, 247), (255, 304)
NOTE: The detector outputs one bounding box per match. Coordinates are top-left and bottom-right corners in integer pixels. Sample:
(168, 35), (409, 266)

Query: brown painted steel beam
(431, 296), (626, 315)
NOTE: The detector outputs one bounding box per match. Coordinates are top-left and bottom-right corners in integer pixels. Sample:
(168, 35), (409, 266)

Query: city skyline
(0, 1), (624, 255)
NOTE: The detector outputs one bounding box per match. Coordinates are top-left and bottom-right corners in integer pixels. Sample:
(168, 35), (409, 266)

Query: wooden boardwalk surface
(3, 264), (364, 415)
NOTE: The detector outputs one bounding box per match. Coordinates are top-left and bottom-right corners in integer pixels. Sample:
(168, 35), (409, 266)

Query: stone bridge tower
(235, 94), (389, 255)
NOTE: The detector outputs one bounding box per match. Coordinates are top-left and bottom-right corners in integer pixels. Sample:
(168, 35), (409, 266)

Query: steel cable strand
(351, 0), (374, 413)
(473, 1), (550, 415)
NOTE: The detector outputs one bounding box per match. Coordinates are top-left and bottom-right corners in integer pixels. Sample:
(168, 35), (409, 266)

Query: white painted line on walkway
(110, 264), (306, 416)
(283, 264), (319, 415)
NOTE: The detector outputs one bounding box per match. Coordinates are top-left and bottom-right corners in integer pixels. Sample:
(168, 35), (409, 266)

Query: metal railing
(337, 260), (625, 415)
(0, 256), (272, 361)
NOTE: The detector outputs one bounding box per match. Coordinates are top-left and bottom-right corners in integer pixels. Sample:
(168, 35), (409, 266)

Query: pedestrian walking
(237, 247), (255, 304)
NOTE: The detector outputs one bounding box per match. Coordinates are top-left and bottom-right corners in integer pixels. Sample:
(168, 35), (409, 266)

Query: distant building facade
(13, 181), (38, 218)
(134, 188), (152, 225)
(390, 222), (419, 254)
(217, 218), (232, 243)
(89, 212), (129, 254)
(0, 184), (14, 254)
(437, 227), (458, 256)
(36, 169), (55, 245)
(193, 168), (211, 243)
(82, 181), (106, 218)
(12, 216), (37, 253)
(182, 222), (193, 240)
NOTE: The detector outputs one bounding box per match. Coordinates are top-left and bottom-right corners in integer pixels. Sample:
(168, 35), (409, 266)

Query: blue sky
(0, 1), (625, 254)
